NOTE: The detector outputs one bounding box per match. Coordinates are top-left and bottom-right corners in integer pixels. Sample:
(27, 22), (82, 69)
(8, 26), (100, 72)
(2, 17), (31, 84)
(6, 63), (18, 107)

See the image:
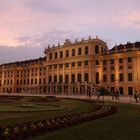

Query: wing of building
(0, 36), (140, 95)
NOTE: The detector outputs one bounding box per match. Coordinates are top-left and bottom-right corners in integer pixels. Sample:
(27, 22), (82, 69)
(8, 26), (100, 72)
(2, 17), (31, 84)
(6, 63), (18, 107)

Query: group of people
(87, 83), (140, 104)
(87, 84), (110, 100)
(111, 89), (120, 100)
(133, 90), (140, 103)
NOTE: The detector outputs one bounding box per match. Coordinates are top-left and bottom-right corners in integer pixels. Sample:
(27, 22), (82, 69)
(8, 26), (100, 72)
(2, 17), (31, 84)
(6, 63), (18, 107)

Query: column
(78, 82), (80, 95)
(50, 83), (52, 95)
(62, 83), (64, 95)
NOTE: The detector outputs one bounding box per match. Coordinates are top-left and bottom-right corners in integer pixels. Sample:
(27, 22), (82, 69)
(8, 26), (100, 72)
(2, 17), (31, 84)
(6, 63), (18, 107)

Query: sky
(0, 0), (140, 64)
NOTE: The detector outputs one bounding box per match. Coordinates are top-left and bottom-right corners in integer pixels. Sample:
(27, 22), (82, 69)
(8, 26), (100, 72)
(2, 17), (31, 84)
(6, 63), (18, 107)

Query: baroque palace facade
(0, 36), (140, 96)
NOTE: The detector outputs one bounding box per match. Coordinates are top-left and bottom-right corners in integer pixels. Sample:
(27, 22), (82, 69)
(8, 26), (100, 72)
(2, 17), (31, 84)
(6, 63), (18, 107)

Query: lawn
(0, 96), (95, 126)
(0, 96), (139, 140)
(29, 102), (140, 140)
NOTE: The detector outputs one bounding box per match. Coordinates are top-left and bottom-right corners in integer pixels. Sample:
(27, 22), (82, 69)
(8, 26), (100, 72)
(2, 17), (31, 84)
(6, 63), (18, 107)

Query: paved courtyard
(0, 92), (140, 105)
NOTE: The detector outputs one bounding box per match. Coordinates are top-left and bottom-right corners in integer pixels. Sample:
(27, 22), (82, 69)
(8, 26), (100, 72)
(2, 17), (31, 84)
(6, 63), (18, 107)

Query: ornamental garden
(0, 95), (140, 140)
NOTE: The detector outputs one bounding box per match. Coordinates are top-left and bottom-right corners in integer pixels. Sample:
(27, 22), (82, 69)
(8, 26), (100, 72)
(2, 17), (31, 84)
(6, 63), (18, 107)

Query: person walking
(138, 90), (140, 102)
(111, 89), (115, 100)
(115, 89), (120, 100)
(134, 90), (138, 103)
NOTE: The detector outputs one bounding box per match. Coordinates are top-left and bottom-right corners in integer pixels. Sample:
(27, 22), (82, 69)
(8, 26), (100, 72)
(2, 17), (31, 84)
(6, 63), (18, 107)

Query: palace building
(0, 36), (140, 96)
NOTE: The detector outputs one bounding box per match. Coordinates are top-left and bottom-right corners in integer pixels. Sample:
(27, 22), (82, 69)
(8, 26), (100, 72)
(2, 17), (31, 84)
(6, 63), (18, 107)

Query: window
(78, 61), (82, 66)
(24, 79), (26, 85)
(111, 74), (115, 82)
(27, 79), (29, 84)
(72, 62), (75, 67)
(85, 46), (88, 55)
(111, 66), (114, 70)
(66, 50), (69, 57)
(128, 73), (133, 81)
(60, 64), (63, 68)
(54, 64), (57, 69)
(103, 60), (106, 65)
(84, 60), (88, 66)
(110, 59), (114, 64)
(119, 73), (123, 82)
(71, 74), (75, 83)
(119, 66), (123, 70)
(103, 74), (107, 82)
(39, 78), (41, 84)
(65, 75), (69, 83)
(20, 80), (22, 85)
(55, 52), (58, 59)
(49, 65), (52, 69)
(128, 65), (132, 69)
(128, 57), (132, 63)
(60, 51), (63, 58)
(96, 72), (99, 84)
(119, 58), (123, 63)
(72, 49), (75, 56)
(48, 76), (52, 83)
(78, 48), (82, 55)
(77, 73), (82, 82)
(84, 73), (89, 82)
(54, 75), (57, 83)
(119, 87), (124, 95)
(101, 47), (104, 53)
(128, 87), (133, 95)
(59, 75), (63, 83)
(95, 45), (99, 54)
(103, 67), (106, 71)
(96, 60), (99, 65)
(49, 53), (52, 60)
(43, 78), (46, 84)
(65, 63), (69, 68)
(35, 79), (37, 84)
(31, 79), (33, 84)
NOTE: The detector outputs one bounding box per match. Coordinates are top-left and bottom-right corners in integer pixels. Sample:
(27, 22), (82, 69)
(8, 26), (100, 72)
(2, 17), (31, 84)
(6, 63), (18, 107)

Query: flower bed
(0, 98), (118, 140)
(0, 96), (23, 101)
(29, 96), (60, 103)
(0, 104), (66, 113)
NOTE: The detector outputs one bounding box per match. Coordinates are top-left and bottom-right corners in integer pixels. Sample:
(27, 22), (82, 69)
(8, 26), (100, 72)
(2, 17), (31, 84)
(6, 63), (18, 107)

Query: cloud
(0, 0), (140, 63)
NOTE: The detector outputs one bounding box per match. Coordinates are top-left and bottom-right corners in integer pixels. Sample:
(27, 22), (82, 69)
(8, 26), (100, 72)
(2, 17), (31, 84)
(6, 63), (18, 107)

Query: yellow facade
(0, 37), (140, 96)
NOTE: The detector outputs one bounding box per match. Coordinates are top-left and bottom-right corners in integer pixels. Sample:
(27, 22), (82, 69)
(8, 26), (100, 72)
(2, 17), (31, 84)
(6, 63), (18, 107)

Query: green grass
(1, 97), (140, 140)
(28, 102), (140, 140)
(0, 98), (95, 126)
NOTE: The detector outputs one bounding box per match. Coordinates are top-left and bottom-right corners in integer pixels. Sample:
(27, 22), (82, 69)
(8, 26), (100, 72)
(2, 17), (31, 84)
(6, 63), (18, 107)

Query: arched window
(65, 75), (69, 83)
(54, 75), (57, 83)
(54, 52), (58, 59)
(72, 49), (75, 56)
(84, 73), (89, 82)
(78, 48), (82, 55)
(66, 50), (69, 57)
(95, 45), (99, 54)
(48, 76), (52, 83)
(59, 75), (63, 83)
(77, 73), (82, 82)
(49, 53), (52, 59)
(35, 78), (37, 84)
(71, 74), (75, 83)
(85, 46), (88, 55)
(96, 60), (99, 65)
(96, 72), (99, 84)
